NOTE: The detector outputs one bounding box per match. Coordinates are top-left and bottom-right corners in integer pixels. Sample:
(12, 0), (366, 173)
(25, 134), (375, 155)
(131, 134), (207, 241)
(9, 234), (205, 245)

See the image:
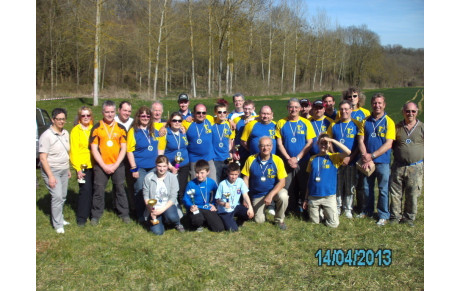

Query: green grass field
(36, 87), (424, 290)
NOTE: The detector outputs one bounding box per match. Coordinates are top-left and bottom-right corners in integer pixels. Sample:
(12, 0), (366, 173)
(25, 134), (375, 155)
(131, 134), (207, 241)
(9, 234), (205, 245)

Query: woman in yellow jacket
(70, 106), (94, 227)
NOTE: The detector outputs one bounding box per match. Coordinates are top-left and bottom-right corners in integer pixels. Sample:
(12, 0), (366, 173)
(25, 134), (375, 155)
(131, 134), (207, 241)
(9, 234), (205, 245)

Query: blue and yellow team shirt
(127, 126), (163, 169)
(275, 117), (316, 162)
(362, 113), (396, 164)
(241, 154), (287, 198)
(336, 107), (370, 123)
(184, 118), (215, 162)
(158, 127), (189, 167)
(330, 119), (363, 164)
(240, 120), (277, 155)
(212, 121), (235, 162)
(308, 116), (334, 156)
(233, 116), (258, 161)
(182, 177), (218, 210)
(307, 153), (343, 197)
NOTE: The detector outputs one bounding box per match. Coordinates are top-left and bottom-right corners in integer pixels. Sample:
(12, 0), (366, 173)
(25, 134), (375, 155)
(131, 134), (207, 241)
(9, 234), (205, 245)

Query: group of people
(38, 87), (423, 235)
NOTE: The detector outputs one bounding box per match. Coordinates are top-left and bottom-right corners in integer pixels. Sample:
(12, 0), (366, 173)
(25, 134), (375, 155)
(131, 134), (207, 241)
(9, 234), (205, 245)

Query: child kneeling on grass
(143, 155), (185, 235)
(215, 162), (254, 231)
(183, 159), (225, 232)
(302, 134), (351, 228)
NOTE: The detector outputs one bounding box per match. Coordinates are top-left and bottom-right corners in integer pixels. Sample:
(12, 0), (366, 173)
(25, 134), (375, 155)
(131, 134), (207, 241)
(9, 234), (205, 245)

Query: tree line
(36, 0), (424, 102)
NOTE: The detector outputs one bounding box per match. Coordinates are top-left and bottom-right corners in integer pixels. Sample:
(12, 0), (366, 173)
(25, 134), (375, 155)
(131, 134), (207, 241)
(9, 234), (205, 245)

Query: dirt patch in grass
(36, 240), (53, 254)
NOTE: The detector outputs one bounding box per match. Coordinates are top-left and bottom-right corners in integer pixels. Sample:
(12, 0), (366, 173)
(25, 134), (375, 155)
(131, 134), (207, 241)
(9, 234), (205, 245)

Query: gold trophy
(78, 164), (88, 184)
(147, 199), (160, 225)
(174, 155), (184, 169)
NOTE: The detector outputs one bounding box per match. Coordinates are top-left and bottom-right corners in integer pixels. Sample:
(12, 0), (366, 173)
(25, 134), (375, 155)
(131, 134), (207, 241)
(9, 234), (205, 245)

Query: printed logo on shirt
(182, 135), (189, 145)
(267, 168), (276, 178)
(204, 123), (212, 134)
(269, 129), (275, 139)
(322, 159), (330, 169)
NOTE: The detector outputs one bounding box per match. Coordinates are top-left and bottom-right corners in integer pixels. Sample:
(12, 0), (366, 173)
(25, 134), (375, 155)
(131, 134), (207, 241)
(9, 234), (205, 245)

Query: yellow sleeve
(302, 118), (316, 140)
(361, 107), (371, 117)
(126, 128), (136, 153)
(275, 119), (286, 139)
(241, 155), (256, 177)
(157, 134), (166, 150)
(69, 126), (82, 171)
(227, 121), (236, 139)
(182, 120), (191, 131)
(357, 119), (366, 136)
(330, 153), (343, 169)
(273, 155), (288, 179)
(153, 122), (164, 131)
(385, 116), (396, 140)
(206, 115), (215, 125)
(240, 120), (256, 142)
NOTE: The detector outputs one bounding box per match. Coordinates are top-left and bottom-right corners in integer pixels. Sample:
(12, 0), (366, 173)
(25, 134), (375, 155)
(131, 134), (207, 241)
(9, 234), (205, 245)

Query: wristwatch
(371, 153), (376, 160)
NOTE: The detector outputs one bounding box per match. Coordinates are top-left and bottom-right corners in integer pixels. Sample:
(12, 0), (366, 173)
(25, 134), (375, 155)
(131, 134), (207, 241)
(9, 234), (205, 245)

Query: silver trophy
(187, 189), (200, 214)
(78, 164), (88, 184)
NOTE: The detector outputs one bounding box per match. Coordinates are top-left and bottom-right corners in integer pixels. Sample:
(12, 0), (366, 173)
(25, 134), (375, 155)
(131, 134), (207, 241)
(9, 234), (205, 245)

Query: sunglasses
(346, 95), (358, 99)
(405, 110), (417, 114)
(171, 119), (182, 123)
(217, 111), (227, 114)
(195, 111), (207, 115)
(81, 114), (91, 118)
(140, 115), (151, 118)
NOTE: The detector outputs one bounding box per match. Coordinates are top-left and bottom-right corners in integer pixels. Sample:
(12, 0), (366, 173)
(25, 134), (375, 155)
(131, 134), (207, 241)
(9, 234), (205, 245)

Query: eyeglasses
(405, 110), (417, 114)
(346, 95), (358, 99)
(171, 119), (182, 123)
(80, 114), (91, 118)
(54, 118), (66, 121)
(195, 111), (207, 115)
(217, 111), (227, 114)
(140, 115), (151, 118)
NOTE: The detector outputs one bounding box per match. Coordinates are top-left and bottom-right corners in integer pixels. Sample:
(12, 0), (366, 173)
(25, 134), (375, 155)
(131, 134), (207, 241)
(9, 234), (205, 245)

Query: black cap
(313, 100), (324, 107)
(178, 93), (189, 102)
(300, 99), (310, 106)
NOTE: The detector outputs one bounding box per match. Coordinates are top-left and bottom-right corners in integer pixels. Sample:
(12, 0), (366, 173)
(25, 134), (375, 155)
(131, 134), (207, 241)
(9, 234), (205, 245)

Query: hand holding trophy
(187, 189), (199, 214)
(78, 164), (88, 184)
(174, 154), (184, 169)
(223, 192), (232, 212)
(147, 199), (160, 225)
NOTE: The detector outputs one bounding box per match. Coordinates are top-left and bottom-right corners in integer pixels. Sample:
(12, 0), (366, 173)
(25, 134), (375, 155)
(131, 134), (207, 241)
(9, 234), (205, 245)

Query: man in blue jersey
(240, 105), (277, 156)
(276, 98), (316, 214)
(330, 100), (363, 218)
(232, 100), (256, 169)
(212, 102), (235, 183)
(242, 137), (289, 230)
(184, 103), (217, 182)
(357, 93), (396, 226)
(177, 93), (193, 122)
(228, 93), (246, 121)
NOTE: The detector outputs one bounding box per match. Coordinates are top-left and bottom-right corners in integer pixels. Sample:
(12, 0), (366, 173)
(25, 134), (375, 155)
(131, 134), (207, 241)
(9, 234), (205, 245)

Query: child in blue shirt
(183, 159), (225, 232)
(215, 162), (254, 231)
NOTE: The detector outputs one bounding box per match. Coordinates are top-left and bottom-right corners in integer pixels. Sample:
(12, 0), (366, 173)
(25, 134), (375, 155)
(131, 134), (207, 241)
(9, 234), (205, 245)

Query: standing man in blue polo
(177, 93), (193, 122)
(276, 98), (316, 214)
(242, 137), (289, 230)
(357, 93), (396, 226)
(240, 105), (277, 156)
(183, 103), (217, 182)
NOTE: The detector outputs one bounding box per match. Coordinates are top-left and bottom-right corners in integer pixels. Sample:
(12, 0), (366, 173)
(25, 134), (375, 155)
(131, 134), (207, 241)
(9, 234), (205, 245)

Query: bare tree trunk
(225, 28), (230, 95)
(147, 0), (152, 98)
(165, 22), (169, 95)
(153, 0), (168, 100)
(93, 0), (101, 106)
(188, 0), (197, 98)
(49, 5), (54, 98)
(101, 54), (106, 90)
(260, 35), (264, 81)
(207, 3), (212, 96)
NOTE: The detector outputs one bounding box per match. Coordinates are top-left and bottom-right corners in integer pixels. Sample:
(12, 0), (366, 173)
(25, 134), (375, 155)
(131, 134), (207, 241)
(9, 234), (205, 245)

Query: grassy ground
(36, 87), (424, 290)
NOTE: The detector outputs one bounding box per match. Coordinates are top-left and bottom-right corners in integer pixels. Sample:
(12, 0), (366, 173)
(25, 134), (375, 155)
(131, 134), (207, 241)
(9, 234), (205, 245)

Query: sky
(302, 0), (424, 49)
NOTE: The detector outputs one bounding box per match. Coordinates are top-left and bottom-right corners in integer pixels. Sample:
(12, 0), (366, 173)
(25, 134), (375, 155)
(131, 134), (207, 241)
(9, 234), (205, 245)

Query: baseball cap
(300, 99), (310, 106)
(178, 93), (189, 102)
(313, 100), (324, 107)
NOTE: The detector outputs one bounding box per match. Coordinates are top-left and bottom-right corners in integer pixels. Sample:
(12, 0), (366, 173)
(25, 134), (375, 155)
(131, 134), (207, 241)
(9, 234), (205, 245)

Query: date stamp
(315, 249), (392, 266)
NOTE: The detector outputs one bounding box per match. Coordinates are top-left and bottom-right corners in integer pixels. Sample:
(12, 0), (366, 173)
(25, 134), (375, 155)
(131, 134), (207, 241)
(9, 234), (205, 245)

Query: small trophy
(78, 164), (88, 184)
(223, 192), (232, 212)
(147, 199), (160, 225)
(187, 189), (199, 214)
(175, 155), (184, 169)
(224, 156), (233, 165)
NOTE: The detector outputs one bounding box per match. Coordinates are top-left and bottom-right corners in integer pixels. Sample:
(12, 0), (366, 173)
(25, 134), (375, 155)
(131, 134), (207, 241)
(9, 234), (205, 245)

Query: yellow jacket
(70, 123), (93, 171)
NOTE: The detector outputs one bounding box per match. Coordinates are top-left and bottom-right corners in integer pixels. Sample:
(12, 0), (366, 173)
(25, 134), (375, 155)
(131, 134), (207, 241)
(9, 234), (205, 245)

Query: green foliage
(36, 88), (424, 290)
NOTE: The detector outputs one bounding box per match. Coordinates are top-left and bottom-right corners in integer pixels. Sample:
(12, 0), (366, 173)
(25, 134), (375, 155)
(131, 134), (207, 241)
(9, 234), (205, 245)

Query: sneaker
(56, 227), (65, 234)
(376, 219), (387, 226)
(176, 224), (185, 233)
(356, 212), (367, 219)
(276, 222), (287, 230)
(344, 210), (353, 219)
(337, 208), (342, 215)
(122, 216), (132, 224)
(400, 218), (415, 227)
(90, 218), (99, 226)
(268, 206), (276, 216)
(63, 220), (70, 226)
(196, 226), (204, 232)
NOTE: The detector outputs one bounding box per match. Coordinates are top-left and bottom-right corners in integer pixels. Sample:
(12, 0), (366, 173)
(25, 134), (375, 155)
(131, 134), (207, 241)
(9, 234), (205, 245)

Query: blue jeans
(218, 205), (250, 231)
(133, 167), (154, 221)
(149, 205), (181, 235)
(363, 163), (390, 219)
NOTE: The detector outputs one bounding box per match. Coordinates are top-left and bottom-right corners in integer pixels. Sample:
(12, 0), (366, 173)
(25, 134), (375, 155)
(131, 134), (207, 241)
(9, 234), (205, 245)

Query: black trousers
(187, 208), (224, 232)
